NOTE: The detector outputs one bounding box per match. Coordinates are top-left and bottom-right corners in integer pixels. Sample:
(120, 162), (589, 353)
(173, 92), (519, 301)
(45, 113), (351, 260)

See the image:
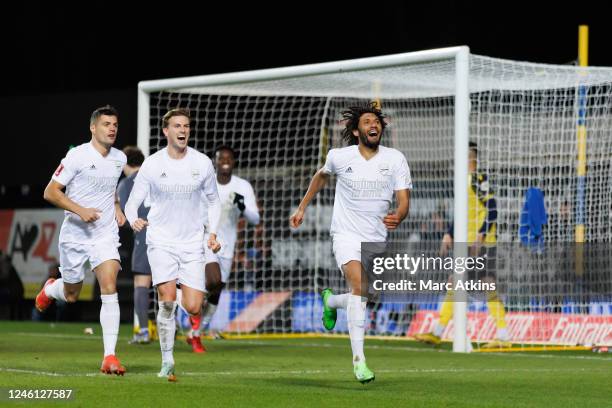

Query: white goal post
(137, 46), (612, 352)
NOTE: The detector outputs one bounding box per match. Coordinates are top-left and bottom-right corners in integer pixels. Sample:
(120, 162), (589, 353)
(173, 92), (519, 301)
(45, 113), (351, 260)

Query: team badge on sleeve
(54, 164), (64, 176)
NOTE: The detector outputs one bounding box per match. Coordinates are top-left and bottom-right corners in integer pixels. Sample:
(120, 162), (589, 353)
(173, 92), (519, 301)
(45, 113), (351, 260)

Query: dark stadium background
(0, 3), (604, 208)
(0, 1), (605, 320)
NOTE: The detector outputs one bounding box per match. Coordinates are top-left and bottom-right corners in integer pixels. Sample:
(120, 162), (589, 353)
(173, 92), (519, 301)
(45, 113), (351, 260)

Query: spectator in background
(0, 251), (24, 320)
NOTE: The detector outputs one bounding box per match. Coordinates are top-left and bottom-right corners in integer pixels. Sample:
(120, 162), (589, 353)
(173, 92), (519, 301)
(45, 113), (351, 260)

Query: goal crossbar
(137, 45), (475, 353)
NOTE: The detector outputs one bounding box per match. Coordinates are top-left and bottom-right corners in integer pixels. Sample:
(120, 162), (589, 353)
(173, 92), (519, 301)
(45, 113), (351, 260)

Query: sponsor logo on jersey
(90, 164), (96, 170)
(161, 172), (167, 178)
(346, 167), (353, 173)
(54, 164), (64, 176)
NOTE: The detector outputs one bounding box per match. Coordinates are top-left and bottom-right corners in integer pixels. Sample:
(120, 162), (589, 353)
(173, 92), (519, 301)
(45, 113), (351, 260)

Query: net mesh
(145, 53), (612, 347)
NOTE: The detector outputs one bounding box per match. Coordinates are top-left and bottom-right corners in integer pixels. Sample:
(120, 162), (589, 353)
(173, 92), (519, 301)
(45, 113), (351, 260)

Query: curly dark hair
(340, 101), (387, 145)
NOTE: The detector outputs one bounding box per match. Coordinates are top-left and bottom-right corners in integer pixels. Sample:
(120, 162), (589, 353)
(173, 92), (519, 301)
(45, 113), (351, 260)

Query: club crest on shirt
(378, 163), (391, 176)
(111, 160), (123, 176)
(191, 168), (201, 180)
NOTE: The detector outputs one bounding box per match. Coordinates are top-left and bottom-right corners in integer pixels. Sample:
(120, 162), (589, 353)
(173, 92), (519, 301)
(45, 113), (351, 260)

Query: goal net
(139, 47), (612, 350)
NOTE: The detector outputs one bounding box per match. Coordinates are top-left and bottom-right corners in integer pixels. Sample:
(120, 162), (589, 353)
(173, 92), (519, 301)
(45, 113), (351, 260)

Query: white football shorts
(332, 236), (386, 275)
(59, 240), (121, 284)
(332, 237), (361, 274)
(203, 233), (232, 282)
(147, 246), (206, 292)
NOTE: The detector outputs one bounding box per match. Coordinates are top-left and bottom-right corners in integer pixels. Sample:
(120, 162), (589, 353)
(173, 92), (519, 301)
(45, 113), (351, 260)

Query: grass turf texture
(0, 321), (610, 407)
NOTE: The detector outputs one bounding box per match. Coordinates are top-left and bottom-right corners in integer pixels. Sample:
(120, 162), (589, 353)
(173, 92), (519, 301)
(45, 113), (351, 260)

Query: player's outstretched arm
(43, 180), (100, 223)
(242, 183), (261, 226)
(289, 168), (329, 229)
(383, 189), (410, 230)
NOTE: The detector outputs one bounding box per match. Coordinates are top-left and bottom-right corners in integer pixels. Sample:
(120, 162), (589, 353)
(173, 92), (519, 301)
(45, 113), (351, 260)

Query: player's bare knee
(184, 302), (201, 315)
(178, 296), (200, 314)
(157, 283), (176, 302)
(65, 292), (79, 303)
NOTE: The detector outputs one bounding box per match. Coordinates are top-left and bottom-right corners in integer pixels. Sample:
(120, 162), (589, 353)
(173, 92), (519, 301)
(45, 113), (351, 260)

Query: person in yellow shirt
(415, 141), (510, 349)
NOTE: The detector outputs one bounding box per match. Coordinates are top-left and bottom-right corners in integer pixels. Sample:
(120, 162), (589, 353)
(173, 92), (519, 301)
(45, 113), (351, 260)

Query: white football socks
(328, 293), (349, 309)
(201, 303), (217, 327)
(100, 293), (120, 357)
(44, 278), (67, 302)
(347, 294), (367, 366)
(157, 301), (176, 365)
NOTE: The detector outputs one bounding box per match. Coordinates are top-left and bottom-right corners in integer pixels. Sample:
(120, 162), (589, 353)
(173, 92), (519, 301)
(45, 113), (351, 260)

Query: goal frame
(137, 46), (472, 352)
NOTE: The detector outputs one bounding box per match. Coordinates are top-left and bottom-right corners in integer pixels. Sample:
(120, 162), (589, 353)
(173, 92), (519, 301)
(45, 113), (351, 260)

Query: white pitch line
(1, 366), (610, 379)
(0, 367), (97, 377)
(8, 332), (100, 340)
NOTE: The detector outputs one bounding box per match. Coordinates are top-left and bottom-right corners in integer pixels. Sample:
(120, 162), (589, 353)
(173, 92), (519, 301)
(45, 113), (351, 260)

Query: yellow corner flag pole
(575, 25), (588, 275)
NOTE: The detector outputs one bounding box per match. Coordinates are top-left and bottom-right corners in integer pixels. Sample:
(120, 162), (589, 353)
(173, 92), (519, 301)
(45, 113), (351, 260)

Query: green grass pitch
(0, 321), (610, 407)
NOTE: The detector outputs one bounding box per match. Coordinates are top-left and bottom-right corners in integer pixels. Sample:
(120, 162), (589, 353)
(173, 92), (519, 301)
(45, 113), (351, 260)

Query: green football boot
(354, 361), (375, 384)
(321, 288), (337, 330)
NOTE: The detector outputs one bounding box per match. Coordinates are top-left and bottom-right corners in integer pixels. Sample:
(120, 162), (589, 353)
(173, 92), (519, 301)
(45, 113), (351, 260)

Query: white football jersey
(215, 175), (260, 259)
(323, 145), (412, 242)
(125, 147), (220, 252)
(51, 142), (126, 244)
